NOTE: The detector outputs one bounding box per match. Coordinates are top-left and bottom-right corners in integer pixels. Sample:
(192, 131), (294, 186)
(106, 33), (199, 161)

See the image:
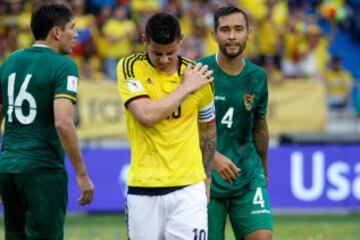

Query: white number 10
(7, 73), (37, 124)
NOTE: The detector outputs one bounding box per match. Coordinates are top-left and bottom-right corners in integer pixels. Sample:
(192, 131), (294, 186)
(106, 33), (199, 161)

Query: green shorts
(0, 171), (68, 240)
(208, 187), (272, 240)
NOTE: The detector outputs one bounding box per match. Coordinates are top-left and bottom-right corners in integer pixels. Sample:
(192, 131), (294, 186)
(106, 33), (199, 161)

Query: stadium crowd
(0, 0), (359, 111)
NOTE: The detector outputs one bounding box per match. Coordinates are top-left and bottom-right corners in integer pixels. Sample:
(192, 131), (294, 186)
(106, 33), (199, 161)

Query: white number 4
(7, 73), (37, 124)
(221, 107), (234, 128)
(253, 187), (265, 208)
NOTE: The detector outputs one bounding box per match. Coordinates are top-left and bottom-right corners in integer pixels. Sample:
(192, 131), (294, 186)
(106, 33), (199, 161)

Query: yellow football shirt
(117, 53), (215, 187)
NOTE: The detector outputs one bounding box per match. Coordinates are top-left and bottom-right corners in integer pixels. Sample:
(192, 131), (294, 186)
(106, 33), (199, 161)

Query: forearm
(56, 122), (88, 176)
(253, 117), (269, 176)
(129, 84), (191, 127)
(53, 99), (87, 176)
(199, 121), (216, 178)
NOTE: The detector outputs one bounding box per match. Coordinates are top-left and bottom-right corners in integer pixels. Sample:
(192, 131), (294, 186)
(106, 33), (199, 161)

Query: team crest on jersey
(243, 94), (255, 111)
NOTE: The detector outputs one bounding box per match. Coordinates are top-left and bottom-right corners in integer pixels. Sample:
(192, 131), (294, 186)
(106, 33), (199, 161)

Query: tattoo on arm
(253, 117), (269, 176)
(199, 121), (216, 178)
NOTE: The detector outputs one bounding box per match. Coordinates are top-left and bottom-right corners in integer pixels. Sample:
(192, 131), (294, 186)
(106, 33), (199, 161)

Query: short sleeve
(198, 83), (215, 123)
(254, 73), (268, 119)
(53, 58), (79, 104)
(117, 57), (148, 107)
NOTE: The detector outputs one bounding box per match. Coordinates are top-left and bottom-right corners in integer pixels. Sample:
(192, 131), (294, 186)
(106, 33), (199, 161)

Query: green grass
(0, 213), (359, 239)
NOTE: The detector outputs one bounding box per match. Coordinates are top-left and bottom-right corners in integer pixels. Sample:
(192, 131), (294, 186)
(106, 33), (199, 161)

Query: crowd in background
(0, 0), (360, 111)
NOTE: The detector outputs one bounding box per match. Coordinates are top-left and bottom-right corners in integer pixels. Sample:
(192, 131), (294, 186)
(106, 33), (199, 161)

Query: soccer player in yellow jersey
(117, 12), (216, 240)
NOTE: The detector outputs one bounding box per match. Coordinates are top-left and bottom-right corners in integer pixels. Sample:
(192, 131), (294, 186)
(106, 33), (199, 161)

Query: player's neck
(216, 53), (245, 76)
(34, 40), (58, 53)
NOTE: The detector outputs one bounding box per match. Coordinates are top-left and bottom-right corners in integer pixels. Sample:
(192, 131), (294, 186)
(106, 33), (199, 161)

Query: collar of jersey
(32, 44), (51, 49)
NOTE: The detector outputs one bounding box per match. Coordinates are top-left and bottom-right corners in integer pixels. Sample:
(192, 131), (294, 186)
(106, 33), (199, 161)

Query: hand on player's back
(182, 63), (213, 94)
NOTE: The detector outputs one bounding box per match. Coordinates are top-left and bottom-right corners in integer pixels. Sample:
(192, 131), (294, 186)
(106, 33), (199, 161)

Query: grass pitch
(0, 213), (359, 239)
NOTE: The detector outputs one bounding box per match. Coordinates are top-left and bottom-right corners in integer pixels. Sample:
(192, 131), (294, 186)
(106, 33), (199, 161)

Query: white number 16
(7, 73), (37, 124)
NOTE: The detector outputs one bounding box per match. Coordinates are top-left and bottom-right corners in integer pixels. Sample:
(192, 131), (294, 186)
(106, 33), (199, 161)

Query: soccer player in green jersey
(198, 6), (272, 240)
(0, 3), (94, 239)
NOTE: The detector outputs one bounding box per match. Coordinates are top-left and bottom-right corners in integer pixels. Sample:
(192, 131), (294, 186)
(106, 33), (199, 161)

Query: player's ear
(51, 26), (62, 41)
(177, 34), (184, 45)
(211, 30), (217, 42)
(142, 34), (148, 46)
(246, 26), (252, 41)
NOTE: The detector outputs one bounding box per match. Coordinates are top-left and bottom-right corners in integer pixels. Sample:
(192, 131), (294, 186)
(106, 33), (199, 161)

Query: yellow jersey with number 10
(117, 52), (215, 187)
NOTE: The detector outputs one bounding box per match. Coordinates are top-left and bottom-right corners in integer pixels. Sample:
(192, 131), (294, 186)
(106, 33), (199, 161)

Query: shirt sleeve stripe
(55, 93), (76, 101)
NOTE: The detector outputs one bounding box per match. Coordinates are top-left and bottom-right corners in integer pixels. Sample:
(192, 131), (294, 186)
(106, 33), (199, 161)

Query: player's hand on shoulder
(77, 173), (95, 206)
(212, 152), (240, 182)
(182, 63), (213, 94)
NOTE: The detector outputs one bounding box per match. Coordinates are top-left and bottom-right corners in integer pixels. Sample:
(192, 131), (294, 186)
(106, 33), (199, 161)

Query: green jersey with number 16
(0, 45), (79, 173)
(198, 55), (268, 198)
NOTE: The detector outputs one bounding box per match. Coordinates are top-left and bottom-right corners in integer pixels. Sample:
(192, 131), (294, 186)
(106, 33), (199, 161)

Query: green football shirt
(198, 55), (268, 198)
(0, 45), (79, 172)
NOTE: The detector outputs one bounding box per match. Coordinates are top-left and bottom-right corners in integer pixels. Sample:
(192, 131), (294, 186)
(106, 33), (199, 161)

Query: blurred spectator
(260, 54), (284, 84)
(87, 0), (116, 13)
(95, 5), (113, 30)
(0, 0), (358, 87)
(72, 0), (97, 58)
(281, 20), (333, 79)
(298, 24), (332, 79)
(130, 0), (160, 19)
(3, 24), (19, 55)
(101, 5), (136, 81)
(254, 0), (288, 58)
(324, 56), (353, 109)
(281, 16), (307, 77)
(348, 0), (360, 41)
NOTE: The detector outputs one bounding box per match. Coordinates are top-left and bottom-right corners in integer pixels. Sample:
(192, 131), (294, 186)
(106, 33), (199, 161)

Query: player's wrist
(76, 169), (88, 177)
(178, 83), (193, 97)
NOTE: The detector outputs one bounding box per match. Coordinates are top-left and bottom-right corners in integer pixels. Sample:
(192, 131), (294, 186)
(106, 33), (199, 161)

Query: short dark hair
(214, 6), (249, 30)
(145, 12), (181, 44)
(31, 4), (73, 40)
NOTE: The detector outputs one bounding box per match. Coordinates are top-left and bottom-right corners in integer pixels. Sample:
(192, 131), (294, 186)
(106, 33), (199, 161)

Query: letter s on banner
(326, 162), (350, 201)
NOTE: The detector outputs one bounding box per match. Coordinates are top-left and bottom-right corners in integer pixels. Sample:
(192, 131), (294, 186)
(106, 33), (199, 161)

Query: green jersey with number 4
(198, 55), (268, 198)
(0, 45), (79, 172)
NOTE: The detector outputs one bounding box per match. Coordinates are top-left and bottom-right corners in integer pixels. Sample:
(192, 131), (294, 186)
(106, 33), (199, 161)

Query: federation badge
(243, 94), (255, 111)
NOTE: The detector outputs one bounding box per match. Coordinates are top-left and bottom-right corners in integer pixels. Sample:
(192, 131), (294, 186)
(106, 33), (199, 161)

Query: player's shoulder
(244, 58), (267, 82)
(197, 54), (216, 66)
(121, 52), (147, 63)
(34, 49), (77, 69)
(178, 56), (196, 69)
(245, 58), (266, 76)
(118, 52), (148, 78)
(3, 48), (27, 63)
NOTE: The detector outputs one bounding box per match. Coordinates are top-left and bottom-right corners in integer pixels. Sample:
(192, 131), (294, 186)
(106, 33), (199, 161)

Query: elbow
(137, 116), (157, 128)
(55, 119), (73, 135)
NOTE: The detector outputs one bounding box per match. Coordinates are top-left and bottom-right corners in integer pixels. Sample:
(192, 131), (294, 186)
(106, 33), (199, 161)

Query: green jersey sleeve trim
(54, 93), (76, 104)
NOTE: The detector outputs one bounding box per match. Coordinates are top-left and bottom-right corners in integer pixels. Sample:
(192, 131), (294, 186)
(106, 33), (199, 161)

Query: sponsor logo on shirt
(251, 209), (271, 215)
(214, 95), (226, 101)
